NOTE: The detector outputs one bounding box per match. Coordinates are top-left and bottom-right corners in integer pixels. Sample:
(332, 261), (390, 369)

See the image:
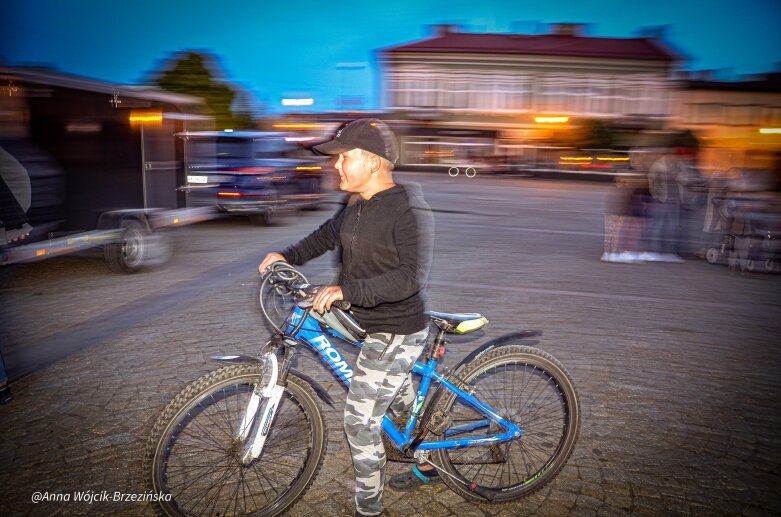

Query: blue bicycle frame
(285, 306), (522, 453)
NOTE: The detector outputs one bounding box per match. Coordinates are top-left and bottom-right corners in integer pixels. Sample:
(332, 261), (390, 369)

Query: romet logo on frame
(288, 311), (353, 380)
(309, 334), (353, 380)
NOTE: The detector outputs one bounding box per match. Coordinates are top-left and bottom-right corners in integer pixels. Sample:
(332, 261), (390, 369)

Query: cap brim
(312, 139), (355, 156)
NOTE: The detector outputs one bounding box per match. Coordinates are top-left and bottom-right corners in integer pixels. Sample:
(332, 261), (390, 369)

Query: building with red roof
(377, 23), (681, 169)
(379, 24), (678, 118)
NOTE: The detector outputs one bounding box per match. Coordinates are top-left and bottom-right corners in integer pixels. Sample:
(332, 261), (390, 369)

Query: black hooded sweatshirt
(281, 183), (433, 334)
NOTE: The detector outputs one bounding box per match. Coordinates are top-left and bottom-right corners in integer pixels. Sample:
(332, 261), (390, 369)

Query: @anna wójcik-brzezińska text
(31, 490), (172, 504)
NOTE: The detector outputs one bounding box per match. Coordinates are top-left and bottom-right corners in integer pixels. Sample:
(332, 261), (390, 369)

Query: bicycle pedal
(426, 410), (451, 435)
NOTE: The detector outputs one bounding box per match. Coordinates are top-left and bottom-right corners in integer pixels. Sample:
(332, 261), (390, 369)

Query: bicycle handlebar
(261, 262), (366, 339)
(263, 262), (350, 308)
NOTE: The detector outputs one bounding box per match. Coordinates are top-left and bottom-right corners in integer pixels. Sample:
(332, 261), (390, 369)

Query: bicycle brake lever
(333, 300), (351, 311)
(297, 298), (314, 309)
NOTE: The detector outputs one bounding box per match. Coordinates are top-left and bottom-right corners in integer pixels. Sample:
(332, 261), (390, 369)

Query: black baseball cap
(313, 118), (399, 164)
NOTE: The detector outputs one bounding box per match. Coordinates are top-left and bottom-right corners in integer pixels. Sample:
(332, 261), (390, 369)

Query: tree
(150, 51), (253, 130)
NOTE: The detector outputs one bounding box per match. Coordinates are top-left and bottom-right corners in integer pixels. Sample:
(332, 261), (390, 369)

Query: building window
(451, 71), (469, 110)
(513, 74), (530, 111)
(588, 78), (613, 115)
(691, 103), (724, 124)
(761, 106), (781, 126)
(494, 73), (510, 111)
(534, 75), (558, 113)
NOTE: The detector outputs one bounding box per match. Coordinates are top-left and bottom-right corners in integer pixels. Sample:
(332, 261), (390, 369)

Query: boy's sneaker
(388, 464), (442, 490)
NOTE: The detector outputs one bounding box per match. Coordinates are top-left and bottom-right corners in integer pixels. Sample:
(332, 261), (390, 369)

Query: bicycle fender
(453, 330), (542, 372)
(210, 354), (262, 363)
(289, 368), (335, 408)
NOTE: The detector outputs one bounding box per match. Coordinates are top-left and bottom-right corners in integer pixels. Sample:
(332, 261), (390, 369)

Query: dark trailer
(0, 67), (213, 271)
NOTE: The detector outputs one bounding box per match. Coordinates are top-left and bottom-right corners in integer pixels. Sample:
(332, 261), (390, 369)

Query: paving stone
(1, 173), (779, 516)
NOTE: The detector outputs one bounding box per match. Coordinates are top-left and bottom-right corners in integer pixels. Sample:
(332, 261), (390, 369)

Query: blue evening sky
(2, 0), (780, 113)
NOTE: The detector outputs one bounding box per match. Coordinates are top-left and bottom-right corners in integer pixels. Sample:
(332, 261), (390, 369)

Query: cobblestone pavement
(1, 172), (780, 516)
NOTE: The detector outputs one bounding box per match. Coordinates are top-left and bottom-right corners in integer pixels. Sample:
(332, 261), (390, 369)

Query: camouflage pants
(344, 328), (429, 516)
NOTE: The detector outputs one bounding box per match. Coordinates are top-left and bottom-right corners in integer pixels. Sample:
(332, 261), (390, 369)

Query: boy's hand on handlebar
(259, 252), (287, 274)
(312, 285), (344, 314)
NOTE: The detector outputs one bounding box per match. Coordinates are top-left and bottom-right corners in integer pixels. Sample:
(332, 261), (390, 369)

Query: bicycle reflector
(454, 316), (489, 335)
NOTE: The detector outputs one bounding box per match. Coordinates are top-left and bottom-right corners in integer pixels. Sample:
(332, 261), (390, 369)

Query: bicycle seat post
(428, 327), (448, 361)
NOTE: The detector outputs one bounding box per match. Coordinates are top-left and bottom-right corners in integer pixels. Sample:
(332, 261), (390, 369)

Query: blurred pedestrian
(644, 143), (690, 263)
(675, 147), (707, 257)
(601, 178), (624, 262)
(602, 174), (647, 263)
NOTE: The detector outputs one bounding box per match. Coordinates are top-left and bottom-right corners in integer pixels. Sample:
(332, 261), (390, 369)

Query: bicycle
(145, 262), (581, 516)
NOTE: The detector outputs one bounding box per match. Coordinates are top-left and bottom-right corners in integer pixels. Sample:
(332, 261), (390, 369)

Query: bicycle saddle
(426, 311), (488, 334)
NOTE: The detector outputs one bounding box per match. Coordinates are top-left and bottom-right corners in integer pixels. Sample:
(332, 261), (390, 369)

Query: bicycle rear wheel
(145, 364), (326, 516)
(432, 344), (579, 503)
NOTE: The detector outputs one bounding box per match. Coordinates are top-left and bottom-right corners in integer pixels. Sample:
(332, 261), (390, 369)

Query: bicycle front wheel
(432, 344), (580, 502)
(145, 364), (327, 516)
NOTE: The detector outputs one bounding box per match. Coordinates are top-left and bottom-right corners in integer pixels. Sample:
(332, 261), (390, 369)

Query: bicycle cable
(259, 263), (309, 332)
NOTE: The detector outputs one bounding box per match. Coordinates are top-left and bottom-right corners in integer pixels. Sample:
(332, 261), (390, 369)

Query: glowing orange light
(36, 249), (46, 257)
(596, 157), (630, 162)
(535, 116), (569, 124)
(173, 218), (180, 224)
(296, 166), (322, 171)
(560, 156), (592, 161)
(218, 192), (241, 197)
(129, 111), (163, 125)
(759, 128), (781, 134)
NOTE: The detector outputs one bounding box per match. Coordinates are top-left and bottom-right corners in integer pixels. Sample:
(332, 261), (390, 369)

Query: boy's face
(334, 148), (373, 194)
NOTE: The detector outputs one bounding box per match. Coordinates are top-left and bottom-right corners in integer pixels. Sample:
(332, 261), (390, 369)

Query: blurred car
(179, 131), (328, 225)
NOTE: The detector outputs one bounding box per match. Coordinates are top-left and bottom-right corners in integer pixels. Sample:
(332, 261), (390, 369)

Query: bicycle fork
(237, 351), (286, 465)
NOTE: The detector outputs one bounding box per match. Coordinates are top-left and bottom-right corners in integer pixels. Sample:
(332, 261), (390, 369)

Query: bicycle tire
(431, 344), (580, 503)
(145, 364), (327, 516)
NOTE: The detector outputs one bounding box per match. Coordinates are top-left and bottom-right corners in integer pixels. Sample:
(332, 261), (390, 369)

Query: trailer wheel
(705, 247), (720, 264)
(105, 220), (171, 273)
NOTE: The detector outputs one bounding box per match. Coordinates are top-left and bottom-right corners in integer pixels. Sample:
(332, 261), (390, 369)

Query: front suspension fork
(239, 345), (294, 464)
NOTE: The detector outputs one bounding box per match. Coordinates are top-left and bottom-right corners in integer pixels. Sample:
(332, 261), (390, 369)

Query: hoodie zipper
(344, 202), (363, 280)
(378, 334), (395, 360)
